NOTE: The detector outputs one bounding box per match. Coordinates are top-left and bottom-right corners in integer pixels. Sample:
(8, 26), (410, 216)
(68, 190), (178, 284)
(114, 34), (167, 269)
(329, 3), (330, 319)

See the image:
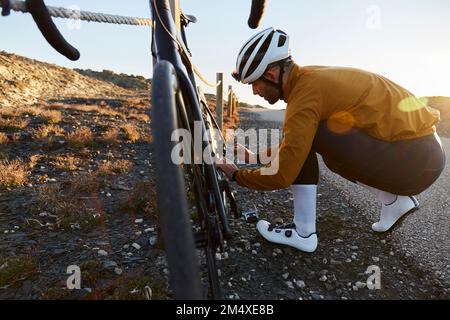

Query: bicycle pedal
(242, 210), (259, 224)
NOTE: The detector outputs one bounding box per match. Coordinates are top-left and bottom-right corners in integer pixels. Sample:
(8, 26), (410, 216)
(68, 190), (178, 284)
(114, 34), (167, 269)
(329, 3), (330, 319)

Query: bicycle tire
(151, 60), (203, 300)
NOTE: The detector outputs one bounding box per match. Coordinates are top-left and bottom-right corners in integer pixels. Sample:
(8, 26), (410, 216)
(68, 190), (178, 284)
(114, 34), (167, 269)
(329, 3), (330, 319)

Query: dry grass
(100, 127), (121, 146)
(67, 127), (94, 149)
(98, 160), (132, 176)
(121, 124), (140, 142)
(0, 256), (37, 288)
(50, 155), (81, 171)
(0, 160), (29, 189)
(0, 117), (30, 132)
(39, 110), (62, 124)
(51, 103), (125, 119)
(0, 132), (8, 144)
(32, 172), (103, 230)
(128, 112), (150, 122)
(31, 124), (65, 140)
(28, 154), (44, 170)
(120, 181), (156, 217)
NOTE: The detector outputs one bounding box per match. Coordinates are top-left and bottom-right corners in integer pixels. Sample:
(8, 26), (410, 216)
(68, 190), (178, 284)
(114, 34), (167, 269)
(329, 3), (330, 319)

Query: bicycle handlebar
(26, 0), (80, 61)
(248, 0), (266, 29)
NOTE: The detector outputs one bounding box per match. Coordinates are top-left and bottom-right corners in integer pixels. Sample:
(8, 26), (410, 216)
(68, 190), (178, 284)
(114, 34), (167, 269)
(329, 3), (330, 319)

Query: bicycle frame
(150, 0), (232, 239)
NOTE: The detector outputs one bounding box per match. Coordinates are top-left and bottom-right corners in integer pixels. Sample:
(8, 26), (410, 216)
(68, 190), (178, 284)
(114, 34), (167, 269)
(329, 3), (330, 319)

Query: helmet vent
(278, 35), (287, 47)
(244, 31), (274, 80)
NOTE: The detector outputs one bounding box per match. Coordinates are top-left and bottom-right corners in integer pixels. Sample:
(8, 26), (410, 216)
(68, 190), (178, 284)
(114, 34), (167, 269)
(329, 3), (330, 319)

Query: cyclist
(216, 27), (446, 253)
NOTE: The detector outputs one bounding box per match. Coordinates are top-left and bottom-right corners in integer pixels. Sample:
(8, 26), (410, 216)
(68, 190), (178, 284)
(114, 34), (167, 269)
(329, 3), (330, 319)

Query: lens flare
(327, 111), (356, 135)
(398, 97), (429, 113)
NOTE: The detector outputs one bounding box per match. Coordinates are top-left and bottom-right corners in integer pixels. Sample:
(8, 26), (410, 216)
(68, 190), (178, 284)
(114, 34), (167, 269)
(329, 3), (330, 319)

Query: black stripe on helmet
(238, 34), (264, 78)
(238, 28), (269, 57)
(243, 31), (275, 81)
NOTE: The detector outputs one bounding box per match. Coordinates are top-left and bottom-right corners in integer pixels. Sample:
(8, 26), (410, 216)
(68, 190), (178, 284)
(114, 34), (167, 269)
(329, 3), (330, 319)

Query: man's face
(250, 68), (280, 105)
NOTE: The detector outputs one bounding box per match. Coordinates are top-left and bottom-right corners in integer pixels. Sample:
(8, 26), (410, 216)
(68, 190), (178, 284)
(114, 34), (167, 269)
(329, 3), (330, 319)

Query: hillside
(74, 69), (151, 91)
(0, 51), (133, 108)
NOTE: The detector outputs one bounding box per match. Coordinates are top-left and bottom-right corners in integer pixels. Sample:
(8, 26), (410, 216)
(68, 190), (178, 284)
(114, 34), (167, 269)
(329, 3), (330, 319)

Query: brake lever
(26, 0), (80, 61)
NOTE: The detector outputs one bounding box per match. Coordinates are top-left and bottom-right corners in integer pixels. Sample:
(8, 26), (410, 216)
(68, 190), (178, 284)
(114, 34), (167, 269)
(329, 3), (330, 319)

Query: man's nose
(252, 83), (259, 95)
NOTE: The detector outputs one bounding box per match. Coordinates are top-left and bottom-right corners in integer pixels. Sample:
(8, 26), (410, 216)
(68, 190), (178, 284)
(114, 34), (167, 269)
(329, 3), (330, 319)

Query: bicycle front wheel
(151, 60), (203, 300)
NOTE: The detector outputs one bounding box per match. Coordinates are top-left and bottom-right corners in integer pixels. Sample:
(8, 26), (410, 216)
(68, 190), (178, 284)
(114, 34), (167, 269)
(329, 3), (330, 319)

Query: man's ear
(263, 66), (278, 82)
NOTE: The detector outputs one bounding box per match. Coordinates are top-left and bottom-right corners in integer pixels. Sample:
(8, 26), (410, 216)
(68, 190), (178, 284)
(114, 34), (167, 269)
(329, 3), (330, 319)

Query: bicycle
(4, 0), (267, 300)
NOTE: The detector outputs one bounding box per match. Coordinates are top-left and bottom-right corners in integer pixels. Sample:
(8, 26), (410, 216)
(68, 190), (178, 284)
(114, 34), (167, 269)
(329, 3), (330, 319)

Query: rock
(345, 258), (352, 263)
(311, 292), (322, 300)
(380, 240), (386, 244)
(144, 228), (154, 233)
(114, 268), (123, 275)
(252, 250), (257, 255)
(53, 248), (66, 255)
(296, 280), (306, 289)
(274, 248), (283, 255)
(319, 275), (328, 282)
(103, 261), (118, 269)
(355, 281), (366, 289)
(389, 251), (394, 256)
(335, 239), (344, 243)
(223, 252), (229, 260)
(132, 243), (141, 250)
(372, 257), (380, 263)
(216, 253), (222, 260)
(286, 281), (294, 289)
(135, 231), (142, 236)
(98, 250), (108, 256)
(149, 237), (157, 246)
(352, 286), (359, 291)
(123, 244), (130, 249)
(254, 243), (261, 247)
(106, 193), (112, 197)
(282, 273), (290, 280)
(135, 219), (143, 224)
(330, 259), (342, 266)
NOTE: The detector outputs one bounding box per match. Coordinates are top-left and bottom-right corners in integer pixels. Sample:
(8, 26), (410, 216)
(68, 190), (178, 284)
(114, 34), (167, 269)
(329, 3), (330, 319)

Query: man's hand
(215, 157), (239, 180)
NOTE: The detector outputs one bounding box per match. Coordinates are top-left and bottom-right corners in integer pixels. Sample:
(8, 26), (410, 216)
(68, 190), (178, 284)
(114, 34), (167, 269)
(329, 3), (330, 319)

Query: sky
(1, 0), (450, 109)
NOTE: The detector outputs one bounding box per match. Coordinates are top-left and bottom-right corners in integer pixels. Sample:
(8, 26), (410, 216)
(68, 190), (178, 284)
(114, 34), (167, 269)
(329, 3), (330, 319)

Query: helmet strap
(259, 61), (285, 100)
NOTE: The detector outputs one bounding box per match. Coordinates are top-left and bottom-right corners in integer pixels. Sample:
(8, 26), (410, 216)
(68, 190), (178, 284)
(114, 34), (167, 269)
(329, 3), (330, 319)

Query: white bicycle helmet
(232, 27), (290, 84)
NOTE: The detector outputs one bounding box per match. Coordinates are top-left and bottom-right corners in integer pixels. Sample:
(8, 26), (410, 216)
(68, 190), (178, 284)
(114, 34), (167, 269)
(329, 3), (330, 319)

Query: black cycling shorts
(293, 121), (446, 196)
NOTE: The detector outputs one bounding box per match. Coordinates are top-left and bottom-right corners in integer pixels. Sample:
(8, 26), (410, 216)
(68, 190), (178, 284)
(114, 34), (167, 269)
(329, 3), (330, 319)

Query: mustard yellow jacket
(235, 64), (440, 190)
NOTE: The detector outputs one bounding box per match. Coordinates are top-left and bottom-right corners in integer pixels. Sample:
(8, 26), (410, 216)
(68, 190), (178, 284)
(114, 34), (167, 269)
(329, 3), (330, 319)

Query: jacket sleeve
(235, 85), (322, 190)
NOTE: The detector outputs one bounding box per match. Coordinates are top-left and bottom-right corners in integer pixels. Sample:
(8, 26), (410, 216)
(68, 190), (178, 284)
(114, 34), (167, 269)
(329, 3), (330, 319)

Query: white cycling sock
(356, 182), (397, 205)
(291, 185), (317, 238)
(357, 182), (418, 232)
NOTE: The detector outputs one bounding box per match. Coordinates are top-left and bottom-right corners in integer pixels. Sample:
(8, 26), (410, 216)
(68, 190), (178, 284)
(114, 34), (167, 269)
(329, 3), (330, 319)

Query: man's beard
(265, 87), (281, 105)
